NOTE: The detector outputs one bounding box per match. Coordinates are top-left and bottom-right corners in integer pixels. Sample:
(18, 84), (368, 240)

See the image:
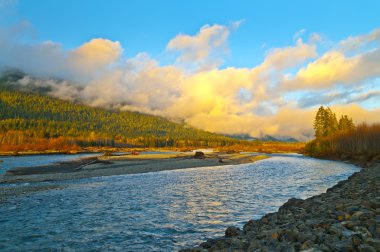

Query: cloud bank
(1, 18), (379, 141)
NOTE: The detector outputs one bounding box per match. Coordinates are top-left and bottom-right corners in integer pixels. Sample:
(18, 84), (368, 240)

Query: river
(0, 153), (100, 174)
(0, 154), (359, 251)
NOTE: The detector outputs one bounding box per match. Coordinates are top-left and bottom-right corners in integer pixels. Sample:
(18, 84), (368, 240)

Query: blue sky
(15, 0), (380, 67)
(1, 0), (379, 139)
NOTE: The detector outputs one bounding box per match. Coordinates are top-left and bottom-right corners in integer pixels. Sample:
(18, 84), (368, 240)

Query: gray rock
(353, 226), (372, 239)
(193, 151), (205, 159)
(341, 220), (361, 230)
(341, 228), (357, 238)
(230, 237), (241, 248)
(358, 244), (377, 252)
(276, 243), (296, 252)
(282, 229), (299, 242)
(297, 232), (306, 243)
(300, 240), (314, 251)
(365, 238), (380, 250)
(302, 248), (323, 252)
(225, 226), (242, 237)
(199, 239), (215, 249)
(347, 205), (361, 214)
(351, 234), (363, 246)
(248, 239), (261, 250)
(318, 244), (330, 251)
(243, 219), (255, 232)
(368, 199), (380, 209)
(323, 234), (340, 246)
(331, 239), (354, 252)
(329, 224), (343, 237)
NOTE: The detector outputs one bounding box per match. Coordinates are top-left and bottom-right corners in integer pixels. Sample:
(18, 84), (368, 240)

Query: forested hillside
(0, 87), (241, 150)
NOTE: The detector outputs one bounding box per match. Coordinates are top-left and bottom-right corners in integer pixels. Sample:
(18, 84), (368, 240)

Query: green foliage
(306, 107), (380, 158)
(338, 115), (355, 131)
(0, 89), (241, 148)
(313, 106), (339, 139)
(306, 122), (380, 157)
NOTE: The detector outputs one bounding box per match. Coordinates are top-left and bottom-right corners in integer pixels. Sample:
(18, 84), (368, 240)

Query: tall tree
(325, 107), (338, 137)
(313, 106), (325, 139)
(338, 115), (355, 131)
(313, 106), (338, 138)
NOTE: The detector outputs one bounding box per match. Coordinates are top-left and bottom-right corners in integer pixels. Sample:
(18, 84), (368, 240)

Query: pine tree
(325, 107), (338, 136)
(313, 106), (339, 138)
(338, 115), (355, 131)
(313, 106), (325, 139)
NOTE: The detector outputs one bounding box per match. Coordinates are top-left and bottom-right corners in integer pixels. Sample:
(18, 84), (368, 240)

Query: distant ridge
(226, 133), (299, 143)
(0, 70), (241, 149)
(0, 70), (299, 147)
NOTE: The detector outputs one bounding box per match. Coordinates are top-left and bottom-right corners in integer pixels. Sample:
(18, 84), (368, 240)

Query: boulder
(225, 226), (242, 237)
(194, 151), (205, 159)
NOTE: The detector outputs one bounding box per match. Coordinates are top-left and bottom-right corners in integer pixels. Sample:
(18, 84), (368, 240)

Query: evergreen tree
(338, 115), (355, 131)
(313, 106), (338, 138)
(313, 106), (325, 139)
(325, 107), (338, 136)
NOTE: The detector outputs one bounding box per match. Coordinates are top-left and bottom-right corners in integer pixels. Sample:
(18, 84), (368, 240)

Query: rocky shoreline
(182, 162), (380, 252)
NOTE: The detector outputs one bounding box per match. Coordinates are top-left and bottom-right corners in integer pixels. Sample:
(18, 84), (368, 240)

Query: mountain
(227, 133), (299, 143)
(281, 137), (299, 143)
(260, 135), (299, 142)
(0, 70), (299, 150)
(0, 72), (241, 150)
(224, 133), (257, 141)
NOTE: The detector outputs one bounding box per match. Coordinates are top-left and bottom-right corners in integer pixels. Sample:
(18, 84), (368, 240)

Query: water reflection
(0, 155), (358, 251)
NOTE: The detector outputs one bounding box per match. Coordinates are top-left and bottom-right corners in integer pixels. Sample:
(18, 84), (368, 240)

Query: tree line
(306, 106), (380, 157)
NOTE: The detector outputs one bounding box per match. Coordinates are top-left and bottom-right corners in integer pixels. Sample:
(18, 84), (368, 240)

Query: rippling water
(0, 153), (100, 174)
(0, 154), (358, 251)
(0, 151), (183, 174)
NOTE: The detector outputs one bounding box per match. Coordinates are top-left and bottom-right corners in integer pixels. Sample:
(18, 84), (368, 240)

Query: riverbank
(181, 161), (380, 251)
(0, 152), (268, 184)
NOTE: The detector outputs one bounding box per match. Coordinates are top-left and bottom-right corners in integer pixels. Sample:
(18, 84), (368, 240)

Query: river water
(0, 154), (359, 251)
(0, 151), (180, 174)
(0, 153), (100, 174)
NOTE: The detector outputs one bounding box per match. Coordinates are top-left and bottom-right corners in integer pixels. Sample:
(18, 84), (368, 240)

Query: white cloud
(339, 28), (380, 53)
(260, 39), (317, 71)
(2, 21), (380, 140)
(68, 38), (123, 76)
(282, 49), (380, 90)
(293, 29), (306, 42)
(166, 23), (237, 70)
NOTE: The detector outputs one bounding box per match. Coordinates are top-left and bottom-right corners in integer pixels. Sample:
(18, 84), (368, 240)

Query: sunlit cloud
(260, 38), (317, 71)
(167, 22), (241, 71)
(338, 28), (380, 53)
(1, 18), (379, 141)
(282, 49), (380, 90)
(68, 38), (123, 77)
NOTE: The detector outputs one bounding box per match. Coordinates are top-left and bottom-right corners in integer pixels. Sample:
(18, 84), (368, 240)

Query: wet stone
(365, 238), (380, 250)
(358, 244), (377, 252)
(225, 226), (242, 237)
(331, 239), (354, 252)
